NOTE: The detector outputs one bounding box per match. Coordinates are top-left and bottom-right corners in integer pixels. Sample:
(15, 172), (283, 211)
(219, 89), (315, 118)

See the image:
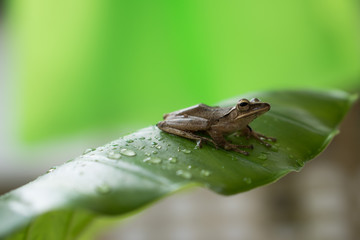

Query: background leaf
(0, 89), (356, 239)
(6, 0), (360, 142)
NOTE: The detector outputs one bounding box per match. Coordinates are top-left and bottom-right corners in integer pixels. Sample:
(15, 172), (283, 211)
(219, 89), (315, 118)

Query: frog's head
(234, 98), (270, 120)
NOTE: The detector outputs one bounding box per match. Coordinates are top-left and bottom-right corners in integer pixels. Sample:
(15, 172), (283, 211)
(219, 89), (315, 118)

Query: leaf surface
(0, 90), (356, 239)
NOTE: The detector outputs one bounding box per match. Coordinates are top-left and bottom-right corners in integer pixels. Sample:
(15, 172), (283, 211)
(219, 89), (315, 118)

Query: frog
(156, 98), (276, 155)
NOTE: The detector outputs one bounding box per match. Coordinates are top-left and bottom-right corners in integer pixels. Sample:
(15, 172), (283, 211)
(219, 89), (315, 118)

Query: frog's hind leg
(157, 125), (215, 148)
(156, 117), (216, 147)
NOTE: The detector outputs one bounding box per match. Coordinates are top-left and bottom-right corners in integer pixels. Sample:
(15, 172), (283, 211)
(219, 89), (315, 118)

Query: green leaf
(0, 90), (356, 239)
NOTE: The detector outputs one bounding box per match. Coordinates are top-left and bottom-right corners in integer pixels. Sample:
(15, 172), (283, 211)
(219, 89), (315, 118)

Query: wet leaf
(0, 90), (356, 239)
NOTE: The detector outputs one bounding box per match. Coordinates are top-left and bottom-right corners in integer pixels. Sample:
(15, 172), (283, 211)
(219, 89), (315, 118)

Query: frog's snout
(263, 103), (271, 111)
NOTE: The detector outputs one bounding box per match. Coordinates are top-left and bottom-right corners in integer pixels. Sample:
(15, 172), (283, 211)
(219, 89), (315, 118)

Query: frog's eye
(237, 99), (250, 110)
(250, 98), (260, 103)
(239, 101), (248, 107)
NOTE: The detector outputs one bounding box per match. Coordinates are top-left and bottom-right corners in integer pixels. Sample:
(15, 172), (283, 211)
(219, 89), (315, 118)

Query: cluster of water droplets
(79, 132), (215, 186)
(243, 177), (252, 184)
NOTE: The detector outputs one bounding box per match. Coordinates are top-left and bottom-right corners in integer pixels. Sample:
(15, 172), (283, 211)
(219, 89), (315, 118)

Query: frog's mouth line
(235, 105), (270, 120)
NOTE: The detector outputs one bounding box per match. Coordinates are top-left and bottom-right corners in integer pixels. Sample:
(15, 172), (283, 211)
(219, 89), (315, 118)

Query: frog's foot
(251, 131), (276, 147)
(235, 128), (275, 148)
(224, 144), (250, 156)
(223, 143), (252, 156)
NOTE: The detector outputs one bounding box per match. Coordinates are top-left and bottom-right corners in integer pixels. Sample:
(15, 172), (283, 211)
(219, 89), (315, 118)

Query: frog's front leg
(156, 115), (216, 147)
(207, 130), (252, 155)
(241, 126), (276, 147)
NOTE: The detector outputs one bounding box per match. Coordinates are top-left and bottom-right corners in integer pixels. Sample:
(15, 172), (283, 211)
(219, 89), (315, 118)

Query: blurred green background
(5, 0), (360, 143)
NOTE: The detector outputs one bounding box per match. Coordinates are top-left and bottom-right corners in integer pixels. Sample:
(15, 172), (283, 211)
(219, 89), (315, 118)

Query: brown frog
(156, 98), (275, 155)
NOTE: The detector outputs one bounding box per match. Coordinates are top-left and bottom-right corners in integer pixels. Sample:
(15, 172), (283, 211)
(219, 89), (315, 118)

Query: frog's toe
(233, 148), (249, 156)
(243, 144), (253, 149)
(264, 142), (272, 148)
(223, 143), (251, 155)
(269, 137), (277, 142)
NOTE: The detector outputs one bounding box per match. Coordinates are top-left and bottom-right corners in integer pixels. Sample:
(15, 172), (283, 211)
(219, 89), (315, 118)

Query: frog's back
(164, 103), (232, 120)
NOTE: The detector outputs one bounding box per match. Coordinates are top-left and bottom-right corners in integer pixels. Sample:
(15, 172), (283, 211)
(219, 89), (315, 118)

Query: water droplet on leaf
(200, 169), (211, 177)
(107, 151), (121, 159)
(270, 145), (278, 152)
(257, 153), (268, 160)
(47, 167), (56, 173)
(296, 159), (304, 167)
(168, 157), (177, 163)
(120, 149), (136, 157)
(243, 177), (252, 184)
(83, 148), (95, 155)
(181, 149), (191, 154)
(176, 170), (192, 179)
(143, 157), (162, 164)
(96, 184), (111, 194)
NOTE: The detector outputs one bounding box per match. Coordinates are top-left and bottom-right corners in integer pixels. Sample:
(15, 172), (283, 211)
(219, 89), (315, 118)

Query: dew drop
(96, 184), (111, 195)
(200, 169), (211, 177)
(243, 177), (252, 184)
(152, 150), (158, 154)
(156, 145), (162, 149)
(143, 157), (162, 164)
(188, 165), (192, 169)
(107, 151), (121, 159)
(47, 167), (56, 173)
(151, 142), (158, 145)
(145, 152), (151, 156)
(120, 149), (136, 157)
(139, 137), (145, 140)
(139, 146), (145, 150)
(181, 149), (191, 154)
(168, 157), (177, 163)
(126, 139), (134, 143)
(257, 153), (268, 160)
(176, 170), (192, 179)
(270, 145), (278, 152)
(296, 159), (304, 167)
(83, 148), (95, 155)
